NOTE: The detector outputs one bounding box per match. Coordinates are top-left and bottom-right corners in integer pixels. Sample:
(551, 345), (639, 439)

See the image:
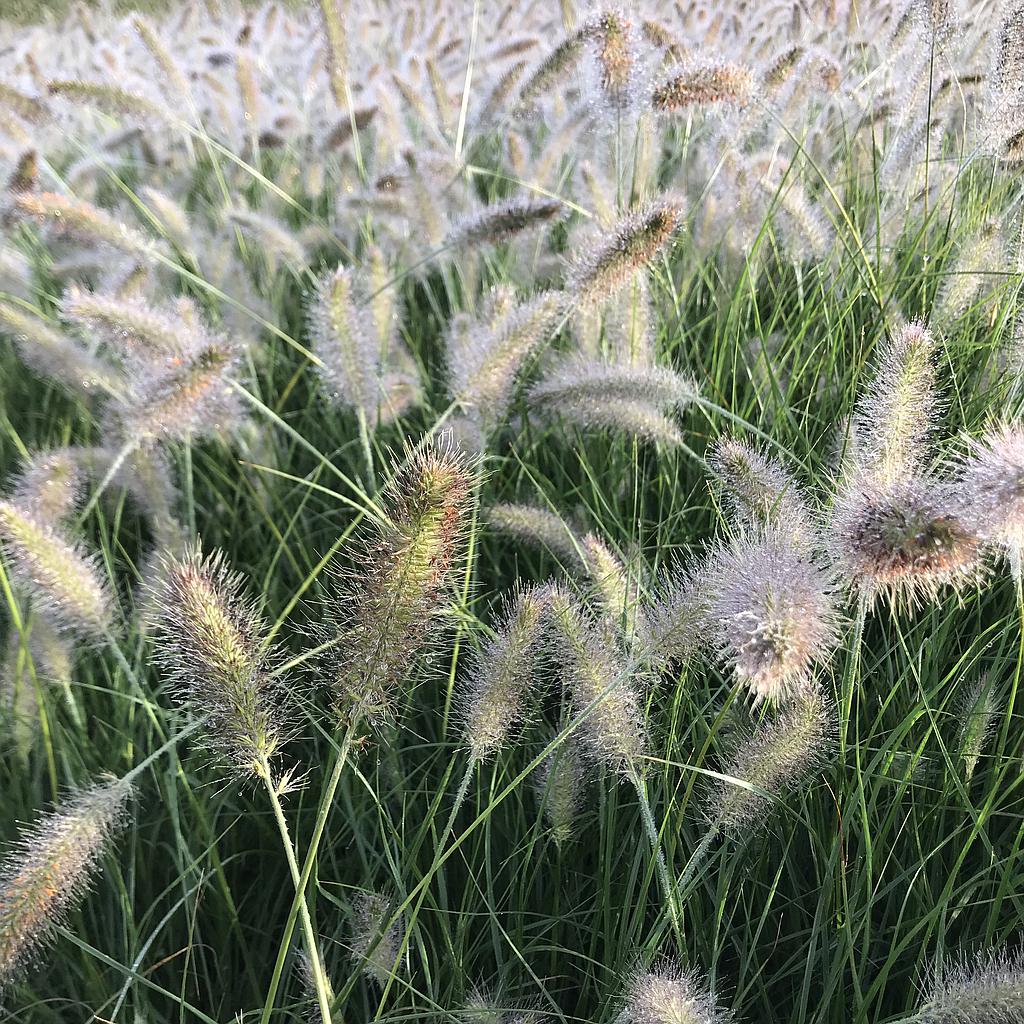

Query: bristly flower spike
(448, 197), (564, 249)
(651, 60), (755, 111)
(350, 891), (403, 988)
(0, 500), (112, 638)
(568, 198), (684, 306)
(914, 948), (1024, 1024)
(323, 434), (474, 724)
(546, 584), (645, 774)
(624, 962), (733, 1024)
(462, 586), (548, 762)
(707, 689), (833, 836)
(710, 437), (815, 547)
(148, 543), (291, 781)
(0, 776), (132, 988)
(958, 422), (1024, 580)
(705, 530), (839, 704)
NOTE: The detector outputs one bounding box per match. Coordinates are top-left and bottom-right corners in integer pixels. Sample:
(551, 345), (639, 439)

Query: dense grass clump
(0, 1), (1023, 1022)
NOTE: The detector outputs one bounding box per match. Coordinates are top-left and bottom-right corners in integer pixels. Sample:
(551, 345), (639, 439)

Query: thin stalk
(260, 725), (357, 1024)
(258, 758), (337, 1024)
(631, 770), (683, 943)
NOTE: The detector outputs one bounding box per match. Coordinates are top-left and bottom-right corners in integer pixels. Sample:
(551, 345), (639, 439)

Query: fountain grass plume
(11, 451), (82, 524)
(852, 320), (938, 486)
(462, 586), (549, 762)
(148, 543), (292, 781)
(709, 436), (815, 545)
(567, 198), (685, 306)
(0, 775), (132, 988)
(705, 530), (839, 704)
(485, 502), (583, 564)
(958, 422), (1024, 579)
(624, 962), (732, 1024)
(350, 890), (403, 988)
(546, 583), (645, 773)
(915, 948), (1024, 1023)
(448, 197), (564, 249)
(0, 300), (123, 398)
(652, 59), (755, 110)
(642, 560), (708, 674)
(535, 734), (587, 848)
(323, 433), (475, 725)
(0, 500), (112, 638)
(829, 476), (981, 607)
(707, 688), (834, 835)
(116, 333), (244, 445)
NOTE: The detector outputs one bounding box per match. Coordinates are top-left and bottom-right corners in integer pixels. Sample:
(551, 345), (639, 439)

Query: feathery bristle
(0, 301), (123, 398)
(958, 422), (1024, 576)
(535, 736), (586, 847)
(450, 292), (565, 433)
(547, 585), (645, 773)
(350, 891), (402, 987)
(917, 948), (1024, 1024)
(463, 587), (548, 761)
(652, 60), (755, 110)
(0, 500), (112, 638)
(515, 29), (587, 113)
(581, 532), (643, 640)
(584, 9), (638, 113)
(830, 476), (981, 606)
(0, 776), (131, 988)
(957, 676), (1000, 782)
(708, 689), (833, 835)
(324, 435), (474, 724)
(485, 502), (582, 563)
(11, 451), (82, 524)
(116, 335), (243, 444)
(642, 562), (708, 673)
(710, 437), (814, 544)
(449, 197), (563, 249)
(706, 531), (838, 703)
(149, 543), (291, 780)
(568, 199), (684, 306)
(60, 285), (196, 357)
(852, 320), (938, 485)
(14, 192), (156, 259)
(625, 963), (732, 1024)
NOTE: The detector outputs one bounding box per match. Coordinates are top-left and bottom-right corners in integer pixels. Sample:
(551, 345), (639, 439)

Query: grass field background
(0, 2), (1023, 1023)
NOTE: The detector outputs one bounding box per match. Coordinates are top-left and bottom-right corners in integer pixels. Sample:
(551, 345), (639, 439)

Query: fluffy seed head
(706, 531), (839, 703)
(0, 776), (132, 988)
(515, 30), (587, 113)
(547, 585), (645, 773)
(116, 335), (243, 444)
(324, 435), (474, 724)
(148, 544), (290, 780)
(957, 676), (1000, 783)
(568, 199), (684, 306)
(309, 266), (381, 420)
(584, 9), (638, 112)
(450, 292), (565, 434)
(0, 501), (112, 637)
(626, 963), (732, 1024)
(0, 300), (123, 398)
(652, 60), (755, 110)
(710, 437), (814, 544)
(535, 737), (586, 848)
(958, 422), (1024, 573)
(449, 198), (563, 249)
(852, 320), (938, 485)
(11, 451), (81, 524)
(642, 563), (708, 673)
(463, 587), (548, 761)
(708, 689), (833, 834)
(917, 948), (1024, 1024)
(350, 891), (402, 988)
(14, 192), (156, 259)
(830, 476), (980, 606)
(486, 502), (582, 564)
(60, 285), (195, 357)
